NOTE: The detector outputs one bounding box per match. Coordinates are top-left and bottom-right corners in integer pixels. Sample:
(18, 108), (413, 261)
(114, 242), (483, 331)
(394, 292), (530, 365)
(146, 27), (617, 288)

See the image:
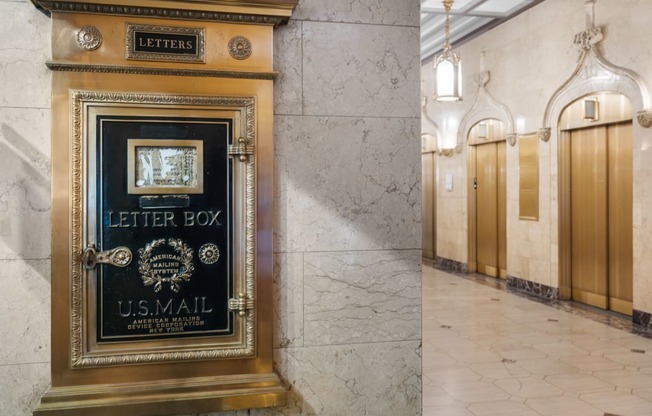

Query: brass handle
(82, 244), (133, 270)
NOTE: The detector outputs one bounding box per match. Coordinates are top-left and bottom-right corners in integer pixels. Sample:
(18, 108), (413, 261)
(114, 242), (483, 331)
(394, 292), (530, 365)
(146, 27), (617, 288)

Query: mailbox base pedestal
(34, 373), (287, 416)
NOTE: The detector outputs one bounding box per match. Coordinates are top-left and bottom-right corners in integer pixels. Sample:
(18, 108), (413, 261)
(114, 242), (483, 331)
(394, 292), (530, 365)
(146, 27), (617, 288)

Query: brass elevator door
(570, 123), (632, 315)
(422, 152), (436, 260)
(475, 141), (507, 278)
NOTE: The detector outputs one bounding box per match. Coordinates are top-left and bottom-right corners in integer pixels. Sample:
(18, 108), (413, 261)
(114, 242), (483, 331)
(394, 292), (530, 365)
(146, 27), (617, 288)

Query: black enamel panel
(96, 116), (233, 342)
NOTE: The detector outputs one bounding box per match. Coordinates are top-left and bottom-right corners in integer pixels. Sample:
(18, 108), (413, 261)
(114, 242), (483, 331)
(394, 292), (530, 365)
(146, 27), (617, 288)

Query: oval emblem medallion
(138, 238), (194, 293)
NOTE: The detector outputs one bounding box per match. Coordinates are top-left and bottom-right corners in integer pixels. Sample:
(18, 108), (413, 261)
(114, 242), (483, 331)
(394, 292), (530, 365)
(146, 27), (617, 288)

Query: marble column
(253, 1), (423, 414)
(0, 1), (52, 414)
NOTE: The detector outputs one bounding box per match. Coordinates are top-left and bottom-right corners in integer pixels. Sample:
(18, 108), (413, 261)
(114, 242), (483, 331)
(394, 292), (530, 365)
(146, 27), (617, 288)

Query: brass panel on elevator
(422, 152), (436, 260)
(518, 133), (539, 221)
(476, 143), (498, 277)
(568, 121), (633, 316)
(608, 123), (633, 316)
(559, 94), (634, 315)
(474, 140), (506, 279)
(497, 141), (507, 278)
(570, 126), (609, 309)
(558, 131), (572, 300)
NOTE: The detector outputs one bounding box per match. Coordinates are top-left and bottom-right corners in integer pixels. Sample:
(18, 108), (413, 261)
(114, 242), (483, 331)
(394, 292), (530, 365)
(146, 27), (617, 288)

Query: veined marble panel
(0, 107), (51, 260)
(0, 259), (50, 365)
(251, 341), (422, 416)
(0, 362), (49, 416)
(274, 252), (304, 348)
(302, 22), (420, 118)
(274, 19), (303, 116)
(293, 0), (419, 26)
(274, 116), (421, 252)
(0, 1), (50, 108)
(303, 249), (421, 346)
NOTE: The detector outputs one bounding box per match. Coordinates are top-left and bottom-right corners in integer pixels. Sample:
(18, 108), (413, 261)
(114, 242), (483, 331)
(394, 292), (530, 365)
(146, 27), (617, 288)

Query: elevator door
(475, 141), (507, 278)
(422, 151), (436, 260)
(570, 122), (632, 315)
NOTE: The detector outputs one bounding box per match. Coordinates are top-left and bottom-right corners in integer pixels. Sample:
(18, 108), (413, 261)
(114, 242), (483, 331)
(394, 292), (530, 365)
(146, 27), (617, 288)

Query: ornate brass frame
(71, 91), (256, 368)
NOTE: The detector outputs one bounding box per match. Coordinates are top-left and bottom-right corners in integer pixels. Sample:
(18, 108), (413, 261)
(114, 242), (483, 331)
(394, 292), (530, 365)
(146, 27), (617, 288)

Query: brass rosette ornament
(199, 243), (220, 265)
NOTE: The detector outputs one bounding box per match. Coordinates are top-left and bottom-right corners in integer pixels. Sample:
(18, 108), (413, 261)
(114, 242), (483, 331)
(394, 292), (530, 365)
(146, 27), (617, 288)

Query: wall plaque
(126, 24), (206, 63)
(518, 133), (539, 221)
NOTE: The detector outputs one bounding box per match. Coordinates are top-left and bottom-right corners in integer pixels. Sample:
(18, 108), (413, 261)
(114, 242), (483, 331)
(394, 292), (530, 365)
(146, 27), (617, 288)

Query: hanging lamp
(434, 0), (462, 102)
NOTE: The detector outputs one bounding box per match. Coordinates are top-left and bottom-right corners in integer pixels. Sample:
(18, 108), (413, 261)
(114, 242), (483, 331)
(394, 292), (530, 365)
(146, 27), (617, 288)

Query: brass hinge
(228, 137), (254, 162)
(228, 292), (254, 317)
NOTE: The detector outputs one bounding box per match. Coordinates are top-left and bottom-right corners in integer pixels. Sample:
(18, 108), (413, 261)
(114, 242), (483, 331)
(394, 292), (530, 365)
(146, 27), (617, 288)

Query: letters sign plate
(126, 24), (205, 63)
(97, 116), (232, 342)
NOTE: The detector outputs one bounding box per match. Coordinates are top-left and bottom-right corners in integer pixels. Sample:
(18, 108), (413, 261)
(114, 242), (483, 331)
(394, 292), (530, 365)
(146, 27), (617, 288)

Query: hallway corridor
(423, 265), (652, 416)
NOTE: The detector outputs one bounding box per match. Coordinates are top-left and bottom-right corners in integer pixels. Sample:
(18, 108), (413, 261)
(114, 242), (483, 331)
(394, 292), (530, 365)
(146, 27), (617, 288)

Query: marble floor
(422, 265), (652, 416)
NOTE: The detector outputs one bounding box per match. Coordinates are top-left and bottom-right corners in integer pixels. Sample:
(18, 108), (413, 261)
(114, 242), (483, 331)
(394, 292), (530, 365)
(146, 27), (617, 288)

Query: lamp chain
(443, 0), (453, 52)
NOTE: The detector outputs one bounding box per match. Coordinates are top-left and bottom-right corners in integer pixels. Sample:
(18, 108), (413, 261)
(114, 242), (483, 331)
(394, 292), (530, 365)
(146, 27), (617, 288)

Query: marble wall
(0, 0), (422, 415)
(422, 0), (652, 313)
(264, 1), (422, 413)
(0, 0), (52, 414)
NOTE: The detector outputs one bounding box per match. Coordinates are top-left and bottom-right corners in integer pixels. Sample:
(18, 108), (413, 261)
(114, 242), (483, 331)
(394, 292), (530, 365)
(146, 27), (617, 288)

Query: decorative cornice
(46, 62), (278, 80)
(538, 128), (550, 143)
(31, 0), (291, 26)
(573, 26), (603, 51)
(474, 70), (490, 88)
(637, 110), (652, 128)
(436, 148), (454, 157)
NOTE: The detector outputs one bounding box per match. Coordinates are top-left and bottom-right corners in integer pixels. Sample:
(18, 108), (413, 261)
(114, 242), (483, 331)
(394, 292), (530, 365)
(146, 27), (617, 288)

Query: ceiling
(421, 0), (546, 62)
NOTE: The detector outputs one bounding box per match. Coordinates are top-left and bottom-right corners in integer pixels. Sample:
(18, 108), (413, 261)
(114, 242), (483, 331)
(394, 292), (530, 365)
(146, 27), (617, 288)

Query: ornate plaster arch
(538, 1), (652, 142)
(458, 71), (517, 149)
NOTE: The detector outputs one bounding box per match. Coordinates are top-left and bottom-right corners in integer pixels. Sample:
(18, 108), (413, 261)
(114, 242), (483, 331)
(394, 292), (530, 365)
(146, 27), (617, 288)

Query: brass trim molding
(32, 0), (290, 26)
(34, 373), (287, 415)
(70, 90), (257, 367)
(46, 62), (278, 79)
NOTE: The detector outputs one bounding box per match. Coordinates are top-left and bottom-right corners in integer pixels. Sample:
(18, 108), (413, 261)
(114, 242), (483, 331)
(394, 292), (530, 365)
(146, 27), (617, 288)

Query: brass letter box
(31, 1), (297, 415)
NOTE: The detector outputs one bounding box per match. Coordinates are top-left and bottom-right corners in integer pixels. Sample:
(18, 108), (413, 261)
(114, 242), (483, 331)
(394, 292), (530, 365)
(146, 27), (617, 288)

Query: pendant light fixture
(434, 0), (462, 102)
